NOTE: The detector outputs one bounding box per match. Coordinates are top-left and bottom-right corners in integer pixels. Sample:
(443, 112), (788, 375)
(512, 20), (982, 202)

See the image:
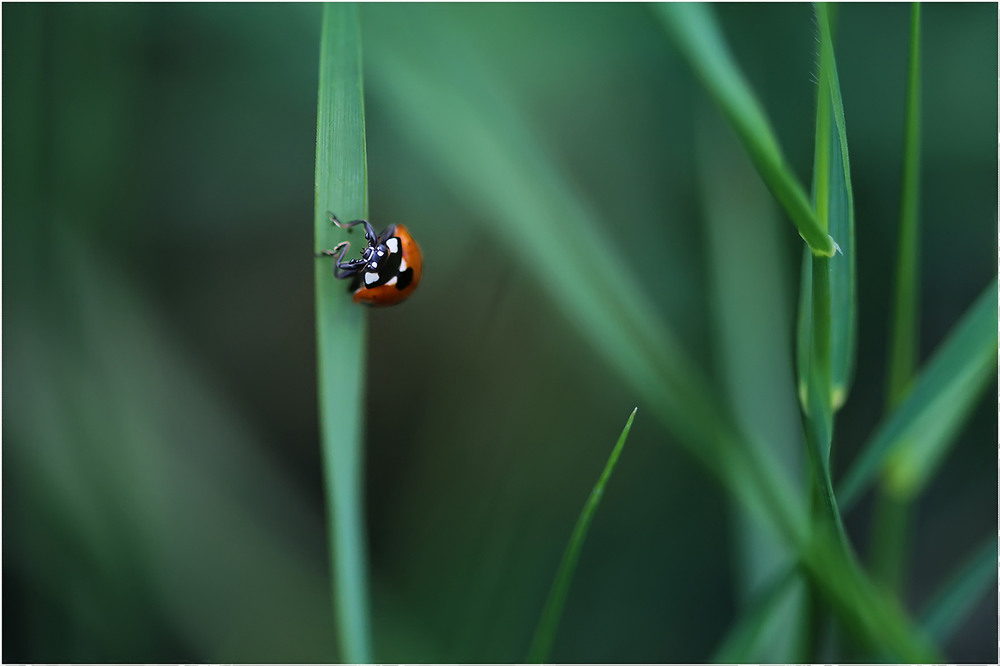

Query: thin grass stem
(886, 2), (923, 409)
(868, 1), (924, 599)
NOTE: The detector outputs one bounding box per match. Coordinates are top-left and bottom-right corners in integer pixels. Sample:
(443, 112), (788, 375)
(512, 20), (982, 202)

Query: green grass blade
(886, 3), (923, 409)
(868, 491), (911, 594)
(801, 5), (841, 534)
(920, 537), (998, 644)
(654, 3), (835, 257)
(800, 4), (857, 418)
(815, 3), (858, 408)
(794, 11), (929, 659)
(838, 281), (998, 510)
(718, 521), (942, 662)
(868, 4), (924, 596)
(711, 566), (807, 663)
(527, 408), (637, 663)
(800, 527), (941, 662)
(799, 254), (852, 572)
(796, 247), (813, 410)
(716, 530), (943, 664)
(314, 3), (372, 661)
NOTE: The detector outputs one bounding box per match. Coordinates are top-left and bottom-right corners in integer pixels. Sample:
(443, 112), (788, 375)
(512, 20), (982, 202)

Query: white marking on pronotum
(365, 272), (380, 285)
(386, 276), (398, 287)
(399, 258), (408, 272)
(385, 238), (400, 253)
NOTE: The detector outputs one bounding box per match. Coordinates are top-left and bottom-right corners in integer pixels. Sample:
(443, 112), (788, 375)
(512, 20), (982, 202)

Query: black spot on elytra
(395, 267), (414, 290)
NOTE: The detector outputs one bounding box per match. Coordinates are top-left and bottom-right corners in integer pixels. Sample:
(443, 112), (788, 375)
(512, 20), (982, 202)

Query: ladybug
(318, 213), (423, 307)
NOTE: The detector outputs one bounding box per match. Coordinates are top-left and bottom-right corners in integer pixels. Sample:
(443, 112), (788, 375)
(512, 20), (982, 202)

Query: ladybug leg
(329, 212), (377, 244)
(317, 241), (365, 279)
(316, 241), (351, 261)
(334, 261), (365, 280)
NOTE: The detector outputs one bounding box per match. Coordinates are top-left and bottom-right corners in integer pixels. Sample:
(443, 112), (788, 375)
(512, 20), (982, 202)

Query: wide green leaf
(527, 409), (637, 663)
(314, 3), (372, 661)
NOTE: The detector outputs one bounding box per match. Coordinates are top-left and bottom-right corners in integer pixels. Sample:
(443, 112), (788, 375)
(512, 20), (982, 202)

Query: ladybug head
(361, 241), (391, 272)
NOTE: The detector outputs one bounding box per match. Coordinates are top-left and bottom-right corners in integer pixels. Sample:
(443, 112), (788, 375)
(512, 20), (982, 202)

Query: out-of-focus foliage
(3, 3), (996, 662)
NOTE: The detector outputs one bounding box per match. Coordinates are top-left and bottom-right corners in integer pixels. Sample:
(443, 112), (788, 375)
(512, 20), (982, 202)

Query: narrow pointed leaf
(654, 3), (835, 257)
(314, 3), (372, 661)
(838, 281), (998, 510)
(527, 409), (637, 663)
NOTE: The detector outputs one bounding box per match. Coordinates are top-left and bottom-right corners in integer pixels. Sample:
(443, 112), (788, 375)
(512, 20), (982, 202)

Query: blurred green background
(4, 3), (996, 662)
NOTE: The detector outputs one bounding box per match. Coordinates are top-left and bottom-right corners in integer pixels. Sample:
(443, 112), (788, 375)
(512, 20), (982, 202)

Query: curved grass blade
(711, 565), (808, 663)
(527, 408), (637, 664)
(920, 536), (998, 644)
(800, 526), (941, 663)
(886, 3), (923, 409)
(838, 281), (998, 510)
(654, 3), (836, 257)
(314, 3), (372, 661)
